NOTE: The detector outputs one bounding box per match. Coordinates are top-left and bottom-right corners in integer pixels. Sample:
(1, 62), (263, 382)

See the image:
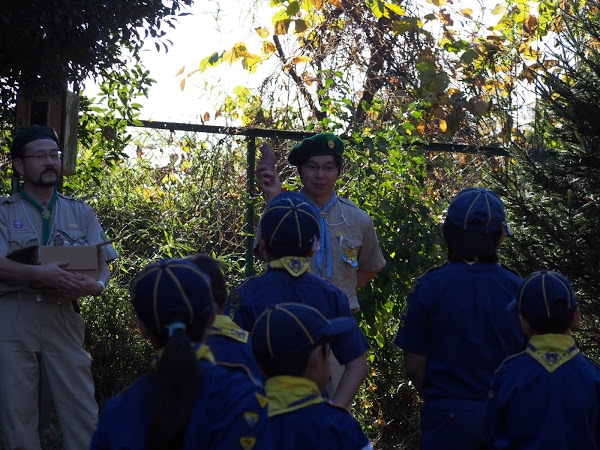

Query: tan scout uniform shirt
(311, 196), (386, 311)
(0, 192), (118, 299)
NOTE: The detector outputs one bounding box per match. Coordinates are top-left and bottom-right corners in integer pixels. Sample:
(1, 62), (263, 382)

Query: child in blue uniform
(224, 191), (369, 409)
(252, 303), (373, 450)
(90, 258), (271, 450)
(485, 270), (600, 449)
(395, 187), (525, 449)
(186, 253), (264, 385)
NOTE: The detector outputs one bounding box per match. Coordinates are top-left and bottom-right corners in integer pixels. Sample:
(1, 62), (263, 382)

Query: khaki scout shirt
(0, 192), (118, 298)
(311, 196), (386, 310)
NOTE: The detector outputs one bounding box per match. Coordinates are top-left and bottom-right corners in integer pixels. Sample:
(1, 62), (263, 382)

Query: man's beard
(27, 169), (59, 187)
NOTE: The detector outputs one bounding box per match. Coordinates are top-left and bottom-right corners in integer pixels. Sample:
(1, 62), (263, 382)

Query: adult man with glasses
(255, 133), (385, 398)
(0, 124), (118, 449)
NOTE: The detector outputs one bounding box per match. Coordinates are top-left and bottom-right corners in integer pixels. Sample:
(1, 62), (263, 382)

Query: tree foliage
(491, 0), (600, 356)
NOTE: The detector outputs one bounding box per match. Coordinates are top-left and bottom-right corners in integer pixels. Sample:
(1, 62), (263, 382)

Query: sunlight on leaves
(255, 27), (271, 38)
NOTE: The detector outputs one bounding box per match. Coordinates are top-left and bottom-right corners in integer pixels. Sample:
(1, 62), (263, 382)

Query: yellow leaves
(313, 0), (324, 10)
(262, 41), (276, 57)
(290, 55), (313, 65)
(427, 0), (447, 6)
(491, 4), (505, 15)
(460, 8), (473, 18)
(274, 19), (291, 35)
(179, 78), (185, 91)
(329, 0), (343, 8)
(255, 27), (270, 38)
(438, 119), (448, 133)
(175, 66), (185, 76)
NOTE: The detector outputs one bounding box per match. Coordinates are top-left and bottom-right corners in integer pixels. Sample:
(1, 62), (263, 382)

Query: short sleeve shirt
(395, 261), (525, 401)
(0, 193), (118, 296)
(224, 269), (369, 365)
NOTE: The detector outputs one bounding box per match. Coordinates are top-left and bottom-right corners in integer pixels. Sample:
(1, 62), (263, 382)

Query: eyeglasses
(20, 151), (62, 162)
(302, 163), (338, 174)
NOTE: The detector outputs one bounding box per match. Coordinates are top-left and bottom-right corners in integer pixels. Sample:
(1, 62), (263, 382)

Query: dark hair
(522, 300), (577, 334)
(254, 338), (330, 378)
(186, 253), (228, 310)
(145, 310), (212, 450)
(297, 154), (343, 177)
(442, 217), (503, 263)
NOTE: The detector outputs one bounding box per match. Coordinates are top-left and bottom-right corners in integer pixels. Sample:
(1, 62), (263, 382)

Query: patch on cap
(131, 258), (215, 337)
(251, 303), (355, 360)
(288, 133), (344, 166)
(260, 191), (320, 258)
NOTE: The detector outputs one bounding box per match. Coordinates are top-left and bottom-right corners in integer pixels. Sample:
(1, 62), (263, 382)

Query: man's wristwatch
(97, 280), (106, 295)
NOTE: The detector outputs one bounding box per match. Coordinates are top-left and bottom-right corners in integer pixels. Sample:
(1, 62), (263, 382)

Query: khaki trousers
(0, 297), (98, 450)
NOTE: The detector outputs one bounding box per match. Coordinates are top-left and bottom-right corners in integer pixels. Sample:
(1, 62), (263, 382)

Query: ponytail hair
(146, 322), (202, 450)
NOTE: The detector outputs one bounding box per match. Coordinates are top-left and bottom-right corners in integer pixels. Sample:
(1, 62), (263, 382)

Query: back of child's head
(443, 187), (509, 262)
(185, 253), (228, 311)
(510, 270), (578, 334)
(252, 303), (354, 378)
(260, 191), (320, 259)
(131, 258), (216, 344)
(131, 258), (217, 450)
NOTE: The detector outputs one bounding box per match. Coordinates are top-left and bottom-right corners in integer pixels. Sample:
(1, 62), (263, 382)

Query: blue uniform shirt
(90, 358), (271, 450)
(205, 314), (265, 385)
(266, 376), (372, 450)
(486, 334), (600, 449)
(224, 268), (369, 365)
(395, 261), (525, 401)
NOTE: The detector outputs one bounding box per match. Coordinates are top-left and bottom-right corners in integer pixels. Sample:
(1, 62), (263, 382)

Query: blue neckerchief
(302, 190), (336, 278)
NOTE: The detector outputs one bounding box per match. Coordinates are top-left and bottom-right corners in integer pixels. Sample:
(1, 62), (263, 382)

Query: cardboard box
(8, 244), (102, 279)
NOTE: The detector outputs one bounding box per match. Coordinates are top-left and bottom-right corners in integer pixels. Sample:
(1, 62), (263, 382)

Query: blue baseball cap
(131, 258), (216, 338)
(508, 270), (578, 319)
(252, 303), (355, 359)
(260, 191), (320, 257)
(447, 187), (510, 234)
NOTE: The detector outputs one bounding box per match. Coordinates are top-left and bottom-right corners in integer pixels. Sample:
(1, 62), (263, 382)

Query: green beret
(11, 125), (59, 157)
(288, 133), (344, 166)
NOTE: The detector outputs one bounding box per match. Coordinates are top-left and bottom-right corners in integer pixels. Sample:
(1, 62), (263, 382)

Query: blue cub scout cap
(252, 303), (355, 360)
(447, 187), (509, 233)
(288, 133), (344, 166)
(131, 258), (215, 338)
(261, 191), (320, 257)
(509, 270), (578, 319)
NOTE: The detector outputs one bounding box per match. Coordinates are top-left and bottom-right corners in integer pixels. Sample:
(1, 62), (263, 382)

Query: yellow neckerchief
(151, 343), (215, 369)
(267, 256), (311, 277)
(205, 314), (249, 343)
(526, 334), (579, 373)
(265, 375), (324, 417)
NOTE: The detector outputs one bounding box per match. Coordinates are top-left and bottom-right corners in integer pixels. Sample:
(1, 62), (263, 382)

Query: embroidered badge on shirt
(342, 248), (358, 267)
(255, 392), (269, 408)
(13, 219), (23, 229)
(243, 411), (259, 428)
(240, 437), (256, 450)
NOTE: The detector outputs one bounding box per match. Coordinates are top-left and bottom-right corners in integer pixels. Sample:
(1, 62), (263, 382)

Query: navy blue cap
(261, 191), (320, 257)
(508, 270), (578, 319)
(447, 187), (509, 233)
(252, 303), (355, 359)
(131, 258), (215, 338)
